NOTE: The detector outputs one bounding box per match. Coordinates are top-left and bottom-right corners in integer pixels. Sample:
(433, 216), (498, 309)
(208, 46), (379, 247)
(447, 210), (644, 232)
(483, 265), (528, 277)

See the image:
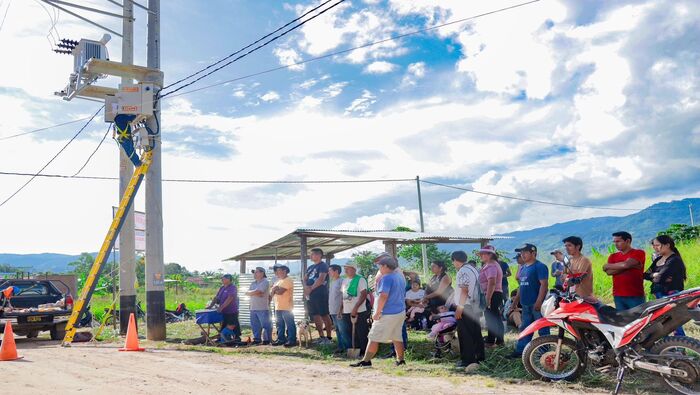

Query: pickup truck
(0, 279), (73, 340)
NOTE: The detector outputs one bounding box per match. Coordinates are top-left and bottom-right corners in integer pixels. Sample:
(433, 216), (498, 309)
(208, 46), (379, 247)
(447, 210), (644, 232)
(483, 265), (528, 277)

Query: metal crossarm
(62, 150), (153, 345)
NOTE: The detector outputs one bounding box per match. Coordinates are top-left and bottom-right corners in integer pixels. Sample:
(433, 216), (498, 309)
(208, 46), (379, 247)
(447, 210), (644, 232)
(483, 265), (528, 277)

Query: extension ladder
(62, 150), (153, 345)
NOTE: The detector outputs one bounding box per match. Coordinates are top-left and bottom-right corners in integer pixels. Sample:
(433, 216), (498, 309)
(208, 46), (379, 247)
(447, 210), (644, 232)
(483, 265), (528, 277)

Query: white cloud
(273, 47), (305, 71)
(401, 62), (426, 86)
(344, 90), (376, 116)
(364, 61), (397, 74)
(259, 91), (281, 102)
(232, 90), (246, 98)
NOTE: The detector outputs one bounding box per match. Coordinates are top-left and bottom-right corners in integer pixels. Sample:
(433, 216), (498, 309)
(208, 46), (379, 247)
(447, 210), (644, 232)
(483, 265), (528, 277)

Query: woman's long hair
(431, 260), (447, 276)
(654, 234), (687, 280)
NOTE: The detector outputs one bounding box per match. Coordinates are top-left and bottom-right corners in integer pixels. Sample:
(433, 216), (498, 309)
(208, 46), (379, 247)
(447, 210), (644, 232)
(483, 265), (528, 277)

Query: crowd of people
(205, 230), (689, 371)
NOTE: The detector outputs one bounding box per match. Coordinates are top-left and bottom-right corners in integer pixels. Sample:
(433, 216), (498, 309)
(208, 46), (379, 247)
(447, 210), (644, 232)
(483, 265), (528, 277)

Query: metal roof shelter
(225, 228), (510, 274)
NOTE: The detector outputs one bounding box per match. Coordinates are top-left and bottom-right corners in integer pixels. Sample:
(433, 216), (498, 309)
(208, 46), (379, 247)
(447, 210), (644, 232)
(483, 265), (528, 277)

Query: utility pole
(690, 204), (695, 227)
(416, 176), (428, 276)
(118, 0), (137, 336)
(145, 0), (166, 340)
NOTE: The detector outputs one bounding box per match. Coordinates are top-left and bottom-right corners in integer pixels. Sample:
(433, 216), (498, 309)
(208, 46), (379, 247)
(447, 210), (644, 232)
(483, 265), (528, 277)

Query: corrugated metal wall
(238, 274), (307, 326)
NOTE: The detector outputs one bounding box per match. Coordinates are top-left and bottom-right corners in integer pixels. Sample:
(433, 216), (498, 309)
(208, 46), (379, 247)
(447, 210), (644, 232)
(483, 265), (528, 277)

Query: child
(427, 306), (457, 341)
(405, 280), (426, 324)
(503, 290), (522, 329)
(219, 323), (238, 343)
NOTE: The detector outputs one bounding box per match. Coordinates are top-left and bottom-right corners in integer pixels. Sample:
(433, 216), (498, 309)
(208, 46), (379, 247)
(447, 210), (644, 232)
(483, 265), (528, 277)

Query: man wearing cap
(270, 264), (297, 347)
(304, 248), (333, 344)
(550, 249), (566, 290)
(350, 253), (406, 368)
(207, 274), (240, 340)
(341, 262), (369, 356)
(246, 267), (272, 345)
(509, 244), (549, 358)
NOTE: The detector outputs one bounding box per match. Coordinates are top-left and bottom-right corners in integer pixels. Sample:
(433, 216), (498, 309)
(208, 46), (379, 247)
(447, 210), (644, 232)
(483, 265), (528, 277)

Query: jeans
(456, 305), (484, 364)
(332, 314), (350, 350)
(250, 310), (272, 342)
(275, 310), (296, 344)
(484, 292), (504, 344)
(614, 295), (646, 311)
(654, 291), (686, 336)
(516, 305), (550, 354)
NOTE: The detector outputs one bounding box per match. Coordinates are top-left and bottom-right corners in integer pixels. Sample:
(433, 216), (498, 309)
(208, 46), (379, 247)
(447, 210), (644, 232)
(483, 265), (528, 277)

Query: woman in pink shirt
(478, 245), (504, 347)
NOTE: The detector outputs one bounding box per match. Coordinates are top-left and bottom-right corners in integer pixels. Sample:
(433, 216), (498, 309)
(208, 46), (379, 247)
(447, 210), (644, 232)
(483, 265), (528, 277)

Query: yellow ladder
(62, 150), (153, 345)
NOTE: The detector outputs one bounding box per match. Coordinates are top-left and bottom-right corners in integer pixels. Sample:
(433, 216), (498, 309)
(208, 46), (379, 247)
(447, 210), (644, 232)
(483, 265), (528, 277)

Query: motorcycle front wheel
(651, 336), (700, 395)
(523, 335), (587, 382)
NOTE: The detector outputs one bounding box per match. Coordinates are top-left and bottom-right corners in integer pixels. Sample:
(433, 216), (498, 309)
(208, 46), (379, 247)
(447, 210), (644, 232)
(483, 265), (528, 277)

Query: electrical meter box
(116, 83), (155, 116)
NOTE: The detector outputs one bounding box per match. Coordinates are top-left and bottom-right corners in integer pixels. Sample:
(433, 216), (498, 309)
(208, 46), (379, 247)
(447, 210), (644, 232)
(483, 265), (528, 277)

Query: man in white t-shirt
(341, 262), (369, 354)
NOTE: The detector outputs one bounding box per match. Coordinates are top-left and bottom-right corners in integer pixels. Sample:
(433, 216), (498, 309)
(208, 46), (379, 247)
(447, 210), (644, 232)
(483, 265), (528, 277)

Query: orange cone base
(118, 347), (145, 352)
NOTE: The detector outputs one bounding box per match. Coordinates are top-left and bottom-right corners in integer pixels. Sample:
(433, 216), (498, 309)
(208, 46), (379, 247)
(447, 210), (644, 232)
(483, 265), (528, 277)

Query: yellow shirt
(273, 277), (294, 311)
(567, 255), (593, 298)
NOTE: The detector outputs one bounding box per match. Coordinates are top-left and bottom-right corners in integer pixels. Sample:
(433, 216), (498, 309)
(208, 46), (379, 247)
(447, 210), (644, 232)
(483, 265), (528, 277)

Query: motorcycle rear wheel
(651, 336), (700, 395)
(523, 335), (587, 382)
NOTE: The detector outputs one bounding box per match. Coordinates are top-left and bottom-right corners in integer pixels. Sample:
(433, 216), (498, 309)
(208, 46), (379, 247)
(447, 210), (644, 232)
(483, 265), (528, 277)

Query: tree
(658, 224), (700, 243)
(351, 250), (378, 278)
(164, 262), (190, 277)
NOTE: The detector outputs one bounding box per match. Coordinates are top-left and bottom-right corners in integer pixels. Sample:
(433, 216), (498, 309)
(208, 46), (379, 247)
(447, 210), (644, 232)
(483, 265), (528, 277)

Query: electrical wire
(160, 0), (346, 98)
(164, 0), (542, 99)
(0, 0), (11, 36)
(0, 116), (95, 141)
(419, 179), (678, 212)
(162, 0), (337, 91)
(72, 123), (112, 177)
(0, 106), (103, 209)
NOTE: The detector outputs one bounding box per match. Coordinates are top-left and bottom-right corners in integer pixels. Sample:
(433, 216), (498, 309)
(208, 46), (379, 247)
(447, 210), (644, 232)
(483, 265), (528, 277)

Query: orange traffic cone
(0, 321), (22, 361)
(118, 313), (145, 352)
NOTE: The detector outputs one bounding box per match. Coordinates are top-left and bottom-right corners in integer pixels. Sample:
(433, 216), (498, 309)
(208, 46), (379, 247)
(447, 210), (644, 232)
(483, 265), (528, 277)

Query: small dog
(296, 319), (312, 348)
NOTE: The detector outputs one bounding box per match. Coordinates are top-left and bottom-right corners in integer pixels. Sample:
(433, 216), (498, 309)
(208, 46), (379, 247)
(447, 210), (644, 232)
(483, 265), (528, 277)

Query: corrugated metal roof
(225, 228), (510, 261)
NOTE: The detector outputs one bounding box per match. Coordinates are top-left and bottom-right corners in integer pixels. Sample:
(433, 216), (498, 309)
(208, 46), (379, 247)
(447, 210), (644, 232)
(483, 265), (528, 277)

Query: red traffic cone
(118, 313), (145, 352)
(0, 321), (22, 361)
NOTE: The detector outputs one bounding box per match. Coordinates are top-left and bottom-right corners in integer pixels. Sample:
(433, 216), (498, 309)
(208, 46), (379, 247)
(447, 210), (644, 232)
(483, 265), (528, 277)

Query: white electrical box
(116, 83), (155, 116)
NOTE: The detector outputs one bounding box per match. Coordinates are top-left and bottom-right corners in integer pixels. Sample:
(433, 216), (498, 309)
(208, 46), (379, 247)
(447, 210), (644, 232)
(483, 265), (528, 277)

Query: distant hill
(492, 198), (700, 255)
(0, 252), (115, 274)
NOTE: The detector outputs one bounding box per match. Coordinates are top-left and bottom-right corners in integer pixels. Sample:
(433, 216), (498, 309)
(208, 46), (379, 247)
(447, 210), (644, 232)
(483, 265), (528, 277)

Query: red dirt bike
(520, 271), (700, 394)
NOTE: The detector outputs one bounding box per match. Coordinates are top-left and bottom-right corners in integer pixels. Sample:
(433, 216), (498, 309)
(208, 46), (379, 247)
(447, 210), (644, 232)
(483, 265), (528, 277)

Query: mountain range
(1, 198), (697, 273)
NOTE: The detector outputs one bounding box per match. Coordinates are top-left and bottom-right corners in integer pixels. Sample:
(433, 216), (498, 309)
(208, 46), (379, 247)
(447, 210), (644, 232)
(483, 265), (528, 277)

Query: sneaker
(261, 341), (271, 345)
(283, 342), (298, 348)
(506, 351), (522, 359)
(350, 360), (372, 368)
(394, 360), (406, 367)
(455, 361), (468, 368)
(250, 340), (262, 346)
(270, 341), (285, 346)
(464, 363), (480, 373)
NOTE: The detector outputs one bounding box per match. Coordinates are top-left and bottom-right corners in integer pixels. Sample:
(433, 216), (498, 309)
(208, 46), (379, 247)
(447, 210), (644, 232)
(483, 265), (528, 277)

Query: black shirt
(644, 254), (685, 294)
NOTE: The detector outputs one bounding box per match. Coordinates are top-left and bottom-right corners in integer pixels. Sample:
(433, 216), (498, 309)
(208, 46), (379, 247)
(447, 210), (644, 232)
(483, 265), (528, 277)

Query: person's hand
(216, 307), (222, 313)
(455, 306), (463, 320)
(303, 286), (310, 297)
(337, 313), (343, 320)
(652, 272), (661, 280)
(534, 301), (543, 312)
(372, 311), (382, 321)
(351, 306), (358, 316)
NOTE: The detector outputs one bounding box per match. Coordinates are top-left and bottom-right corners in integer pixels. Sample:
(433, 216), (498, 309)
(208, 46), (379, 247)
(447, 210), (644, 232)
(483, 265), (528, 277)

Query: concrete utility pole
(416, 176), (428, 276)
(145, 0), (166, 340)
(690, 204), (695, 227)
(118, 0), (137, 335)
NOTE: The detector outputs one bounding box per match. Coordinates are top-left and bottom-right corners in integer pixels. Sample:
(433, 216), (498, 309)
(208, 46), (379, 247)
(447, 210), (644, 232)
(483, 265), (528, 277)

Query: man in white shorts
(350, 253), (407, 368)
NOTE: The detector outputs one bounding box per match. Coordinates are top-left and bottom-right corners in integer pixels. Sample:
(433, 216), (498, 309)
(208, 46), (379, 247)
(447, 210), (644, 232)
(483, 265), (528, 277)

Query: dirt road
(4, 339), (605, 394)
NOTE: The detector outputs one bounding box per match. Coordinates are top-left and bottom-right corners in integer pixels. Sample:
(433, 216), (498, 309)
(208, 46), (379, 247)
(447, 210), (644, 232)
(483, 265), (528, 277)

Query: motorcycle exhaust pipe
(633, 360), (688, 378)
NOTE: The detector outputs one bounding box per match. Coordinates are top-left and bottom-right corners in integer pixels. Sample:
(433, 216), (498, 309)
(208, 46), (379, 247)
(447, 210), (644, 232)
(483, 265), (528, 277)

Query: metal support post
(416, 176), (428, 276)
(118, 0), (137, 336)
(145, 0), (165, 341)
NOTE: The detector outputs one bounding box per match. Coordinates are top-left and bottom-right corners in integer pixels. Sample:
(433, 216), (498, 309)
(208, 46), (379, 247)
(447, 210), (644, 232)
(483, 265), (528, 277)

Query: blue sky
(0, 0), (699, 271)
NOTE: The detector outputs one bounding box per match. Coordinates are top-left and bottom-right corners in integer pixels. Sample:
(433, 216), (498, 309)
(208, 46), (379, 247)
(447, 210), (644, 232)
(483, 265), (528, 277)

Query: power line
(162, 0), (337, 91)
(1, 0), (540, 139)
(0, 115), (95, 141)
(0, 171), (415, 184)
(72, 122), (112, 177)
(420, 179), (681, 212)
(0, 106), (103, 209)
(0, 0), (11, 36)
(165, 0), (542, 99)
(160, 0), (346, 98)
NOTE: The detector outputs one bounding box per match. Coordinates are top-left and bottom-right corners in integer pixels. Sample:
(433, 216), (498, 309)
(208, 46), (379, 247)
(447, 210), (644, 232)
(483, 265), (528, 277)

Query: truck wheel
(26, 331), (39, 338)
(50, 322), (67, 340)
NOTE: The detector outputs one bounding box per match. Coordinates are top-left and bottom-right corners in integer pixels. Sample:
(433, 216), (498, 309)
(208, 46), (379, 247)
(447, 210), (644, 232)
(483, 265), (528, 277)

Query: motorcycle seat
(594, 298), (671, 326)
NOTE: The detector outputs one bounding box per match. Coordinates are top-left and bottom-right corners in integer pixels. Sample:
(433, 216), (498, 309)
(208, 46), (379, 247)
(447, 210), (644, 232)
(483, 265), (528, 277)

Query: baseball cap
(343, 262), (359, 270)
(272, 264), (290, 273)
(514, 243), (537, 253)
(251, 266), (267, 277)
(549, 249), (562, 255)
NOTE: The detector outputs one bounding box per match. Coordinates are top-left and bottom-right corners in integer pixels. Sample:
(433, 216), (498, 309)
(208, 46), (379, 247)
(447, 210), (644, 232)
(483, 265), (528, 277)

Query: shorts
(368, 311), (405, 343)
(307, 288), (329, 317)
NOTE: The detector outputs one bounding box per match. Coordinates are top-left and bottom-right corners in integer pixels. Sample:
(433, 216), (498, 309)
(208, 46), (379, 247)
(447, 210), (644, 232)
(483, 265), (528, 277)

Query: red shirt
(608, 249), (646, 297)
